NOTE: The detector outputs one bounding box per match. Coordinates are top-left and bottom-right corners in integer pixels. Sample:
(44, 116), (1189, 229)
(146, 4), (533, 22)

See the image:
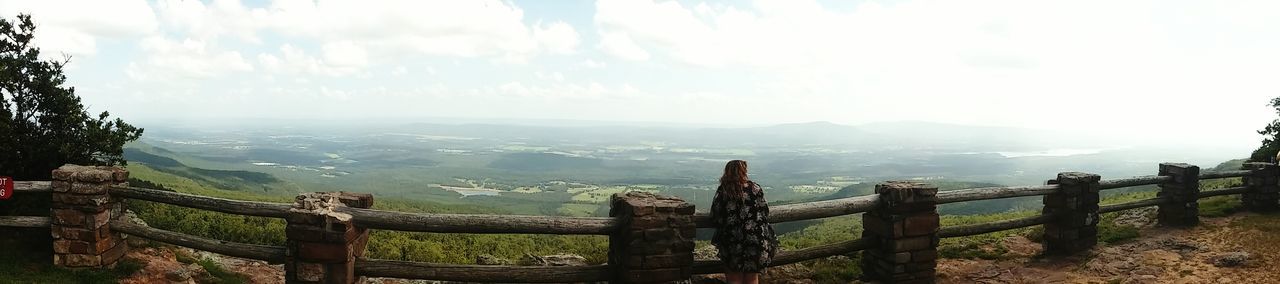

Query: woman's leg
(725, 271), (741, 284)
(742, 272), (760, 284)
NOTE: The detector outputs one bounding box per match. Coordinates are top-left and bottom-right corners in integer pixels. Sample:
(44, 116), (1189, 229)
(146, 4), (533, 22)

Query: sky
(1, 0), (1278, 151)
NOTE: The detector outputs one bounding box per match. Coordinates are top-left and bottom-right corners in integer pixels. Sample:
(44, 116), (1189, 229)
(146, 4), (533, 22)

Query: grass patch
(0, 245), (143, 284)
(806, 255), (861, 283)
(1096, 211), (1142, 244)
(1199, 196), (1243, 217)
(196, 258), (249, 284)
(937, 211), (1039, 260)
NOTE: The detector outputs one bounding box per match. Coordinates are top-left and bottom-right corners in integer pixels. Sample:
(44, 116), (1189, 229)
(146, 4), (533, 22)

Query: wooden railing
(0, 164), (1274, 283)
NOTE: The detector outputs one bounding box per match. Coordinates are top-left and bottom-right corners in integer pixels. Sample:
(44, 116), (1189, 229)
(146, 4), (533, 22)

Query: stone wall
(608, 191), (695, 283)
(861, 181), (939, 284)
(1042, 172), (1100, 255)
(49, 165), (129, 268)
(285, 192), (373, 284)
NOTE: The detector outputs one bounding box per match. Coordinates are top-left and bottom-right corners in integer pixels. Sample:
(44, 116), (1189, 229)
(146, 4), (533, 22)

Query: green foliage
(0, 239), (143, 283)
(125, 168), (610, 264)
(1211, 159), (1248, 171)
(1252, 96), (1280, 162)
(806, 255), (861, 283)
(124, 147), (284, 193)
(937, 211), (1039, 260)
(0, 14), (143, 180)
(1200, 196), (1242, 217)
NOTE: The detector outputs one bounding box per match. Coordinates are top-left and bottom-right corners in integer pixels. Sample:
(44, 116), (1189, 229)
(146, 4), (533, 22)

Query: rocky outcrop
(522, 253), (589, 266)
(1210, 251), (1251, 267)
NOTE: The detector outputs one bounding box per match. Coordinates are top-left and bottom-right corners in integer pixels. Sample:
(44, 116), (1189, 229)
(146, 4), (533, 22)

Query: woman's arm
(753, 183), (770, 219)
(709, 189), (724, 225)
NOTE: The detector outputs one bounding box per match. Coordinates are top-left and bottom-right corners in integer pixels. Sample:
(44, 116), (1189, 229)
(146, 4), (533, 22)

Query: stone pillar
(1157, 163), (1200, 227)
(49, 164), (129, 268)
(285, 192), (373, 284)
(1243, 162), (1280, 212)
(860, 181), (939, 284)
(1041, 172), (1100, 255)
(608, 192), (695, 283)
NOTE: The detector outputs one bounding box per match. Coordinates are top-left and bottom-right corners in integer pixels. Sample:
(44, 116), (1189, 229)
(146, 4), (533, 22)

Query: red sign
(0, 176), (12, 200)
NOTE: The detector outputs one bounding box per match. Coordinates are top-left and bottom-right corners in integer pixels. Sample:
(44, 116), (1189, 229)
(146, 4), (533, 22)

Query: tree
(0, 14), (142, 180)
(1251, 97), (1280, 162)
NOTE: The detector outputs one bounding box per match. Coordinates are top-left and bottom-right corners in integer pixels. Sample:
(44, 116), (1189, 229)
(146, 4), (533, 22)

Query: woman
(710, 160), (779, 284)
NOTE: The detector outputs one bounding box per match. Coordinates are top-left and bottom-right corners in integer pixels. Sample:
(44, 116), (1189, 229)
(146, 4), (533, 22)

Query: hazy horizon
(3, 0), (1278, 152)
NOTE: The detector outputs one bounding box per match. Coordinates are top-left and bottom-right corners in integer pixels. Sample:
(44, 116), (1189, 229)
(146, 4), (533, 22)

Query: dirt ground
(937, 213), (1280, 284)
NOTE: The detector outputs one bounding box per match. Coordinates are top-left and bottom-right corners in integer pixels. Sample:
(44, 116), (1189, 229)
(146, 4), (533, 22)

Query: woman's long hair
(718, 160), (750, 201)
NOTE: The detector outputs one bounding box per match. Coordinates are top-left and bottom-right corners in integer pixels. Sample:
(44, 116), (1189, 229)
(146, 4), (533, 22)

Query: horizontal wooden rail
(1200, 170), (1251, 180)
(354, 259), (612, 283)
(110, 186), (292, 219)
(694, 195), (880, 227)
(0, 216), (51, 228)
(1098, 175), (1169, 190)
(336, 207), (618, 235)
(936, 185), (1058, 204)
(938, 214), (1053, 238)
(692, 238), (871, 275)
(1099, 197), (1164, 214)
(768, 195), (878, 224)
(1198, 186), (1250, 198)
(110, 219), (286, 263)
(14, 181), (51, 192)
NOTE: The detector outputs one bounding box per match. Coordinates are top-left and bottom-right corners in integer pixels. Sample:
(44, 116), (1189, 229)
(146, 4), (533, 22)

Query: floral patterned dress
(710, 181), (779, 272)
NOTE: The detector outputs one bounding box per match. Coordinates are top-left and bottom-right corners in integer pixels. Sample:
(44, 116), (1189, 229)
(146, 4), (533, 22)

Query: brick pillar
(49, 164), (129, 268)
(1157, 163), (1200, 227)
(1042, 172), (1100, 255)
(285, 192), (373, 284)
(860, 181), (939, 284)
(608, 191), (695, 283)
(1243, 162), (1280, 212)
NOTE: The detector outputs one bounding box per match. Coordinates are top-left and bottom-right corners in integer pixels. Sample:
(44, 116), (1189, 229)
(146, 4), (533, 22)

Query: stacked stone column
(1243, 162), (1280, 212)
(1042, 172), (1100, 255)
(285, 192), (373, 284)
(608, 191), (695, 283)
(49, 164), (129, 268)
(860, 181), (939, 284)
(1157, 163), (1200, 227)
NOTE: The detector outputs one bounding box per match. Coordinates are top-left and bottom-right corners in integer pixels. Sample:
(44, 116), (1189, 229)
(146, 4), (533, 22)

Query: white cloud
(154, 0), (260, 42)
(259, 0), (547, 60)
(534, 21), (580, 54)
(320, 41), (369, 68)
(125, 36), (253, 81)
(257, 44), (364, 77)
(0, 0), (156, 56)
(579, 59), (607, 69)
(597, 32), (649, 61)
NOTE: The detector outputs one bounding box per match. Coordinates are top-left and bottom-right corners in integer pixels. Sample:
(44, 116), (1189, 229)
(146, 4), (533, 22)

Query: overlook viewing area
(2, 161), (1278, 283)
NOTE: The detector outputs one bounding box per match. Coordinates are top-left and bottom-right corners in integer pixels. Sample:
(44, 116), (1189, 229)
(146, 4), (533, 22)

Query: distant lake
(437, 185), (501, 197)
(995, 149), (1103, 158)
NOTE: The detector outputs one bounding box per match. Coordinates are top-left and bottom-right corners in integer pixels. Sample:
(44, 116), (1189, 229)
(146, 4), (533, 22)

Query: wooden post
(608, 191), (695, 283)
(285, 192), (373, 284)
(861, 181), (939, 284)
(1157, 163), (1200, 227)
(49, 164), (129, 268)
(1243, 162), (1280, 212)
(1042, 172), (1100, 255)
